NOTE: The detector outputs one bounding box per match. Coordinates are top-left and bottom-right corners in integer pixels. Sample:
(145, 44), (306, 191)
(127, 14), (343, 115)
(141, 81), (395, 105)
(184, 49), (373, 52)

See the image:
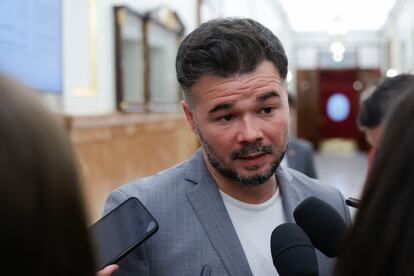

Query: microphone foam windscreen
(293, 196), (347, 258)
(271, 223), (319, 276)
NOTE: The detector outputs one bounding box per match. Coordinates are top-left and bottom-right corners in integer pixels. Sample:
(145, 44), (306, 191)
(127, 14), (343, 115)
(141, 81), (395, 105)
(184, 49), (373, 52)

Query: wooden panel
(65, 113), (198, 223)
(296, 69), (321, 150)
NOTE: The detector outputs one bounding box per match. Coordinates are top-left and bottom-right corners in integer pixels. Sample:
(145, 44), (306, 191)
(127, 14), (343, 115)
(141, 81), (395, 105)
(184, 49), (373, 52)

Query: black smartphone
(89, 197), (159, 271)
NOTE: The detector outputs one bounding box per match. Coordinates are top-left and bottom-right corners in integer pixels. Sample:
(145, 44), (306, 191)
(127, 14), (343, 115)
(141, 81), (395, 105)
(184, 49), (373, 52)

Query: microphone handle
(345, 197), (361, 209)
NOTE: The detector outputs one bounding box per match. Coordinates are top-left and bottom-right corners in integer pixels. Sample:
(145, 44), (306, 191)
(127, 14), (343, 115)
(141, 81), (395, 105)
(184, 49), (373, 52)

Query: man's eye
(262, 107), (275, 114)
(220, 114), (235, 122)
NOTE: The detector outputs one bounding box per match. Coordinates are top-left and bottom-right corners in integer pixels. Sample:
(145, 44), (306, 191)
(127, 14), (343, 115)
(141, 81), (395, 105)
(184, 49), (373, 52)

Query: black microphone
(293, 197), (347, 258)
(271, 223), (319, 276)
(345, 197), (361, 209)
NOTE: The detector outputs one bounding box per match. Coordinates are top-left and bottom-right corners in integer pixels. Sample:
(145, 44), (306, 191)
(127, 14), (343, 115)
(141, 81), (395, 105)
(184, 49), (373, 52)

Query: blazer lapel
(277, 165), (303, 223)
(185, 150), (253, 276)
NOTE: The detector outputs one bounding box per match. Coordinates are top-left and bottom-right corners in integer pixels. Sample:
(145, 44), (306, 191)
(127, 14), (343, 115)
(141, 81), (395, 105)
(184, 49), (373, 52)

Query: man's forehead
(191, 62), (285, 95)
(206, 91), (281, 114)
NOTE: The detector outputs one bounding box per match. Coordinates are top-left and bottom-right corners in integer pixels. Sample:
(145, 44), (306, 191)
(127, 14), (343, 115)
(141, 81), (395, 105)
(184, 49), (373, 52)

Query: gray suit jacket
(104, 149), (351, 276)
(286, 138), (318, 179)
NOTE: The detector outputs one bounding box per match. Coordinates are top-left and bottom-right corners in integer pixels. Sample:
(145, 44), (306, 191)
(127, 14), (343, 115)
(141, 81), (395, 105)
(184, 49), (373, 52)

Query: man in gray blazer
(104, 18), (351, 275)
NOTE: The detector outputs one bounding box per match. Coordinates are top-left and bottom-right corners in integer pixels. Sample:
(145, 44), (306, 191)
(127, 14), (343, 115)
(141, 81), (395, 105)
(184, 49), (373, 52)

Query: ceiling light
(333, 53), (344, 62)
(330, 42), (345, 55)
(386, 69), (398, 77)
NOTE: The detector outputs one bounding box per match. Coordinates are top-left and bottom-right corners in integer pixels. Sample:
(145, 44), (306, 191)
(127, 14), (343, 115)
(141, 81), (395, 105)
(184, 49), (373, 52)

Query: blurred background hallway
(315, 144), (368, 218)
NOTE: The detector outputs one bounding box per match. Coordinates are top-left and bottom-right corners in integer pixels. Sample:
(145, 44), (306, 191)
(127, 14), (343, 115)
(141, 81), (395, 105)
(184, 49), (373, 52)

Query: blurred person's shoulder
(289, 137), (314, 151)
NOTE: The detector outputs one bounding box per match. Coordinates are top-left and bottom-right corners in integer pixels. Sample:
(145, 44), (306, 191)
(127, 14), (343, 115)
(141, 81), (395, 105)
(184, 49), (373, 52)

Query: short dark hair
(336, 86), (414, 276)
(176, 17), (288, 103)
(357, 74), (414, 128)
(0, 75), (96, 275)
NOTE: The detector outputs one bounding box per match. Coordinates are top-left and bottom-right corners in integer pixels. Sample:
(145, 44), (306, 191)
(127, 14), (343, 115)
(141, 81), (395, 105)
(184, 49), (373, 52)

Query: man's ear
(181, 100), (197, 133)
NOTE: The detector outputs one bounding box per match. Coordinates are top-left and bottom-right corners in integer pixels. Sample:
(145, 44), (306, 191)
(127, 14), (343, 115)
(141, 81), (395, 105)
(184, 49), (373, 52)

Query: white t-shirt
(219, 188), (286, 276)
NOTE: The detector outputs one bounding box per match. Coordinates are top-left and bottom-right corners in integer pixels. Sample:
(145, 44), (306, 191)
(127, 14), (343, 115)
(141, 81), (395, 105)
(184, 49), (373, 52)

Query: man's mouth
(237, 152), (269, 168)
(231, 144), (273, 160)
(238, 153), (266, 160)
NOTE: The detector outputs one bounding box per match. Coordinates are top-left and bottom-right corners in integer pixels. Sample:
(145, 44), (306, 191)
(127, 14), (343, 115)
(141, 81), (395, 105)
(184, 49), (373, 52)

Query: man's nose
(236, 116), (264, 143)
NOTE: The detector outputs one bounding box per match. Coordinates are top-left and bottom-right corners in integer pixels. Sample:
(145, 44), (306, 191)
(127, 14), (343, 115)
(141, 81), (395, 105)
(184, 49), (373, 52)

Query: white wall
(382, 0), (414, 73)
(62, 0), (197, 115)
(295, 31), (382, 69)
(359, 46), (381, 68)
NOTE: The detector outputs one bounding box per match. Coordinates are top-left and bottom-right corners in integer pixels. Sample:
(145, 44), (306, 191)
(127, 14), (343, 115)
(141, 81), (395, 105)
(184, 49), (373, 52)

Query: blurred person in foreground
(104, 17), (350, 275)
(281, 93), (318, 178)
(357, 74), (414, 175)
(0, 75), (117, 276)
(336, 86), (414, 276)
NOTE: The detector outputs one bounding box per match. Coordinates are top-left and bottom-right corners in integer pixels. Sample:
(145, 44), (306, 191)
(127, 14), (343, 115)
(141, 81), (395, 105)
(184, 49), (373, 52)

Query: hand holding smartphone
(89, 197), (159, 271)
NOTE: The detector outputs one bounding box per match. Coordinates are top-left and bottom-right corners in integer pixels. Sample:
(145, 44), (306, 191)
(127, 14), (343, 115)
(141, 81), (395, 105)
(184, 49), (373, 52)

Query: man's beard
(198, 130), (287, 187)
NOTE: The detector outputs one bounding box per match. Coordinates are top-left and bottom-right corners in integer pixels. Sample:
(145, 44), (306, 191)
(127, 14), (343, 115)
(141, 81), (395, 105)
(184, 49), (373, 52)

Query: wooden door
(319, 70), (359, 139)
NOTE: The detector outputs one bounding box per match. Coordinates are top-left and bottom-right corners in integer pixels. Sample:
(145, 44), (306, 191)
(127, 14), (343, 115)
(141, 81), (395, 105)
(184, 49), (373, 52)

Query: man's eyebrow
(208, 101), (236, 114)
(257, 91), (279, 102)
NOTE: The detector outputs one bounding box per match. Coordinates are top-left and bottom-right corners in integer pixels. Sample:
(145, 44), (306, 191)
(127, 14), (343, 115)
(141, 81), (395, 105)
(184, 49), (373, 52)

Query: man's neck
(203, 154), (278, 204)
